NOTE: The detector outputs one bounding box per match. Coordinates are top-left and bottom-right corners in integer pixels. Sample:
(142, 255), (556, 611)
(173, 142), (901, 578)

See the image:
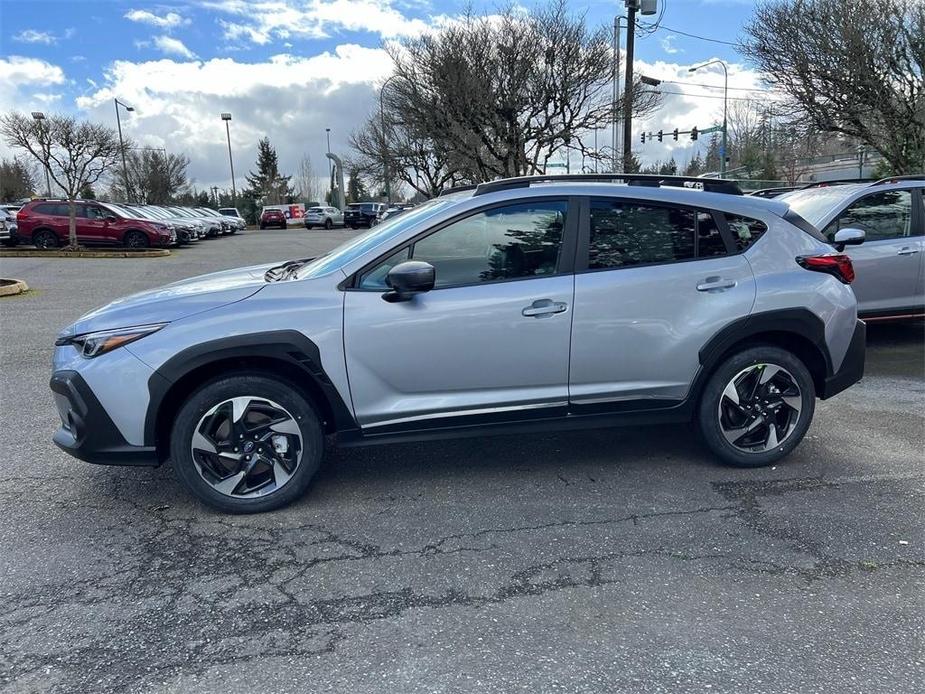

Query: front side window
(82, 206), (108, 220)
(835, 190), (913, 241)
(358, 201), (567, 290)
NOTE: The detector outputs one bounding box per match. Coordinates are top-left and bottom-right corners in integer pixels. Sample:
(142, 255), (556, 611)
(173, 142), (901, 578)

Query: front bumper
(820, 319), (866, 399)
(50, 370), (159, 465)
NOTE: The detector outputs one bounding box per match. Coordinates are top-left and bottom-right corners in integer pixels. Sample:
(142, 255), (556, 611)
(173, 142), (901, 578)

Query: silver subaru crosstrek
(780, 177), (924, 320)
(51, 175), (867, 513)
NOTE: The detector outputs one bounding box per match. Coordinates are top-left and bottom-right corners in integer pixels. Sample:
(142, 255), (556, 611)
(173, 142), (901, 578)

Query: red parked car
(16, 200), (176, 249)
(259, 208), (287, 230)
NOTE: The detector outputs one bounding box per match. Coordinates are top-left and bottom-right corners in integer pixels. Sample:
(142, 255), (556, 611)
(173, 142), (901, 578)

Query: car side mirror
(382, 261), (435, 302)
(104, 215), (118, 222)
(833, 227), (865, 251)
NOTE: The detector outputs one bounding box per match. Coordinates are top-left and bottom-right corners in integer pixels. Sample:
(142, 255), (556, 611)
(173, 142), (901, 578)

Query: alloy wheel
(191, 396), (303, 498)
(717, 363), (802, 453)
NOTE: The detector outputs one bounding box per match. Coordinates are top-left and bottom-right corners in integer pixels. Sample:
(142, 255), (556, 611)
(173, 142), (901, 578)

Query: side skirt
(335, 399), (694, 448)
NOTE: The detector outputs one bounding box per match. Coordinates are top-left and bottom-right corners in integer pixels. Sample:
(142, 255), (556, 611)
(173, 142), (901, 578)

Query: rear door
(825, 188), (923, 316)
(569, 197), (757, 407)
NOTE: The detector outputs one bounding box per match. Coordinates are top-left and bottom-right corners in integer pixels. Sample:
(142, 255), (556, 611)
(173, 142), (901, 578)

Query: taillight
(796, 254), (855, 284)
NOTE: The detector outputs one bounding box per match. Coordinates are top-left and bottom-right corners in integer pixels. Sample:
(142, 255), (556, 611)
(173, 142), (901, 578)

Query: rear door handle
(522, 299), (568, 317)
(696, 277), (737, 292)
(897, 247), (920, 256)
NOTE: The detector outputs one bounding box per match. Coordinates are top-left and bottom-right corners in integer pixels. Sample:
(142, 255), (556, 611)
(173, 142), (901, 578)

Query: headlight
(56, 324), (166, 358)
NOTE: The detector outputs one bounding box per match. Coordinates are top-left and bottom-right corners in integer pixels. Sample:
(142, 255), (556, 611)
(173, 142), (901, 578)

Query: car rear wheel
(124, 231), (150, 248)
(697, 346), (815, 468)
(324, 218), (333, 230)
(170, 374), (323, 513)
(32, 229), (59, 249)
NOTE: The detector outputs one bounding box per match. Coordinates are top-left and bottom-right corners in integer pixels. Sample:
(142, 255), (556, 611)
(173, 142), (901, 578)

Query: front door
(343, 199), (576, 430)
(827, 188), (924, 316)
(569, 198), (757, 406)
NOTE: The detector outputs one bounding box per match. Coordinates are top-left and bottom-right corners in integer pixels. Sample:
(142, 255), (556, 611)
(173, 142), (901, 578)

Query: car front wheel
(324, 218), (333, 230)
(697, 346), (815, 468)
(170, 374), (323, 513)
(124, 231), (150, 248)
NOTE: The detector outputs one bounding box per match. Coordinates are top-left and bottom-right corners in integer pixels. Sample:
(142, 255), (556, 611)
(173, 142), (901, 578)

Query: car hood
(66, 263), (277, 336)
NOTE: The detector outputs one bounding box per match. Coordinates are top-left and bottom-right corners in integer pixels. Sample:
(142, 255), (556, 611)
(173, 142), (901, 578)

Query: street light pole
(379, 75), (397, 205)
(621, 3), (637, 169)
(221, 113), (236, 207)
(612, 15), (622, 173)
(114, 98), (134, 200)
(325, 128), (333, 204)
(31, 112), (52, 197)
(689, 60), (728, 177)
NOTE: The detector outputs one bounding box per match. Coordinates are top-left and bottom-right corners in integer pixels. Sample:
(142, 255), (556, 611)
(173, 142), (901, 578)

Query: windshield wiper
(264, 257), (313, 282)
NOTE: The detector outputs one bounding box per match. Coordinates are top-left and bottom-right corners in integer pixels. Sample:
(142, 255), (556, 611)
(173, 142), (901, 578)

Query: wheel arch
(146, 331), (356, 462)
(694, 309), (833, 400)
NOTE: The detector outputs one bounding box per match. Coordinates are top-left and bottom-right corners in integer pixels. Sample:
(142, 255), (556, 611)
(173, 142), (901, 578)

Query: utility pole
(612, 15), (622, 172)
(621, 2), (637, 170)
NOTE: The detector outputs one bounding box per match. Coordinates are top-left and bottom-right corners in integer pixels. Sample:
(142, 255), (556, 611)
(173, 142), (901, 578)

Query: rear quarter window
(724, 214), (769, 251)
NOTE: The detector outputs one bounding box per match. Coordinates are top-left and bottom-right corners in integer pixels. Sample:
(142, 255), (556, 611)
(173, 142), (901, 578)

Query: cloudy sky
(0, 0), (780, 193)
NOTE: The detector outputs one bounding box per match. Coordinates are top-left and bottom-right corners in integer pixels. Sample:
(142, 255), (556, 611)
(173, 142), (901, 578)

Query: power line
(651, 24), (739, 46)
(655, 88), (786, 102)
(661, 79), (778, 94)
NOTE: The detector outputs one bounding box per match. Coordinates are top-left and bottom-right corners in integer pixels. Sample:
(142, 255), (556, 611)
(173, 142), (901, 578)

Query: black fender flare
(144, 330), (357, 452)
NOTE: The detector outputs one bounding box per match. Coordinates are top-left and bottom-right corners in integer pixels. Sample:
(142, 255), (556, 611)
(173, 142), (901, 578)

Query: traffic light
(640, 132), (646, 143)
(673, 128), (679, 141)
(657, 130), (663, 142)
(690, 127), (698, 141)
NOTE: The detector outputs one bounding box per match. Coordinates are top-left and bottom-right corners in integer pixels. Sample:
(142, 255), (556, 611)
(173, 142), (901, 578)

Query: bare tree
(376, 0), (661, 187)
(295, 155), (324, 204)
(0, 112), (127, 247)
(741, 0), (925, 174)
(118, 149), (190, 204)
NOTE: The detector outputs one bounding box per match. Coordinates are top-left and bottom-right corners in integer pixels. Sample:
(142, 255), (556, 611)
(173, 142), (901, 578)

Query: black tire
(170, 373), (324, 513)
(32, 229), (59, 249)
(259, 223), (266, 230)
(349, 224), (358, 230)
(304, 224), (312, 230)
(697, 346), (815, 468)
(123, 230), (150, 248)
(324, 218), (333, 230)
(2, 237), (17, 247)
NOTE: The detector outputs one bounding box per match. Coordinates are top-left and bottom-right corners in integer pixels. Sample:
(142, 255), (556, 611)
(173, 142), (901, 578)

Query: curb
(0, 248), (170, 258)
(0, 278), (29, 297)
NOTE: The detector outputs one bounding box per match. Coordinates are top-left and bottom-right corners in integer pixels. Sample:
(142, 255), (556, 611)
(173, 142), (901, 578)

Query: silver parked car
(780, 176), (924, 320)
(303, 206), (343, 230)
(50, 174), (866, 513)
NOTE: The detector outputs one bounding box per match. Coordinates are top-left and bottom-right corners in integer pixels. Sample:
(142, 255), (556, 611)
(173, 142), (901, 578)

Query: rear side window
(34, 203), (67, 216)
(725, 214), (768, 251)
(588, 201), (737, 269)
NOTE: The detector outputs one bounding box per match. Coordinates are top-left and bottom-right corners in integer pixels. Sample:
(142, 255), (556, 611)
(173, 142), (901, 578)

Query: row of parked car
(0, 200), (247, 249)
(287, 202), (416, 231)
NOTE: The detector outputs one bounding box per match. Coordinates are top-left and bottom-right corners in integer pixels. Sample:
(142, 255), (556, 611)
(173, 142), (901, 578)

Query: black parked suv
(344, 202), (385, 229)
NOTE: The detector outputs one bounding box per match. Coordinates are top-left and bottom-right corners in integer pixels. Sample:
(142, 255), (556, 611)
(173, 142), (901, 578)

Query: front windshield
(295, 197), (462, 279)
(779, 188), (854, 227)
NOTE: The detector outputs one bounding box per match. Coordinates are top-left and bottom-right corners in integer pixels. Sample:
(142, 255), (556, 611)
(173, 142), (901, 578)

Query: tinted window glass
(837, 190), (913, 241)
(81, 205), (108, 220)
(725, 214), (768, 251)
(697, 211), (727, 257)
(398, 201), (567, 288)
(35, 203), (68, 216)
(358, 247), (411, 289)
(589, 201), (695, 269)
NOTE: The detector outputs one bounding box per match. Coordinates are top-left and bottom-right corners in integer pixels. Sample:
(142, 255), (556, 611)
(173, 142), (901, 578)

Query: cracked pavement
(1, 229), (923, 693)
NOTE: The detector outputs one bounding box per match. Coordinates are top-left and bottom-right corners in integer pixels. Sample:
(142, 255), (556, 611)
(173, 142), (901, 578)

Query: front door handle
(897, 247), (920, 256)
(696, 276), (737, 292)
(522, 299), (568, 318)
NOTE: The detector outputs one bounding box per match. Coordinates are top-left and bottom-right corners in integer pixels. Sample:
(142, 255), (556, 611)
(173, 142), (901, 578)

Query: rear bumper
(820, 319), (866, 399)
(50, 370), (159, 466)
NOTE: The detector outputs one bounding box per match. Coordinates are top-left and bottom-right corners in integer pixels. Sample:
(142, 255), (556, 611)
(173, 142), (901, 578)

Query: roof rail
(800, 178), (874, 189)
(438, 183), (479, 196)
(747, 186), (800, 198)
(871, 174), (925, 186)
(468, 173), (743, 197)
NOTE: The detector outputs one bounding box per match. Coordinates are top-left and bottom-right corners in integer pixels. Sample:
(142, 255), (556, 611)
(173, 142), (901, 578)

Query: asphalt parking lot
(0, 228), (922, 694)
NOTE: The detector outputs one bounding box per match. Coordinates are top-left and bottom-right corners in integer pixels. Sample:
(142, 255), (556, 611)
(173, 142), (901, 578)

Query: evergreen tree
(658, 157), (678, 175)
(0, 157), (36, 202)
(683, 152), (704, 176)
(346, 167), (370, 203)
(79, 183), (96, 199)
(245, 137), (293, 205)
(704, 133), (722, 173)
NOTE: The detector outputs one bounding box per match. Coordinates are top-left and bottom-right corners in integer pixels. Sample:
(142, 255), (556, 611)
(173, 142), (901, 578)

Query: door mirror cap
(382, 261), (435, 302)
(833, 227), (865, 251)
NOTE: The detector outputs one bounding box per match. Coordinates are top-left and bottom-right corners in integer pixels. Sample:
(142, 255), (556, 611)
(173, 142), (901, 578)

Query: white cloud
(0, 57), (68, 157)
(205, 0), (432, 44)
(73, 46), (391, 189)
(152, 35), (198, 59)
(660, 35), (682, 55)
(124, 9), (190, 29)
(12, 29), (58, 44)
